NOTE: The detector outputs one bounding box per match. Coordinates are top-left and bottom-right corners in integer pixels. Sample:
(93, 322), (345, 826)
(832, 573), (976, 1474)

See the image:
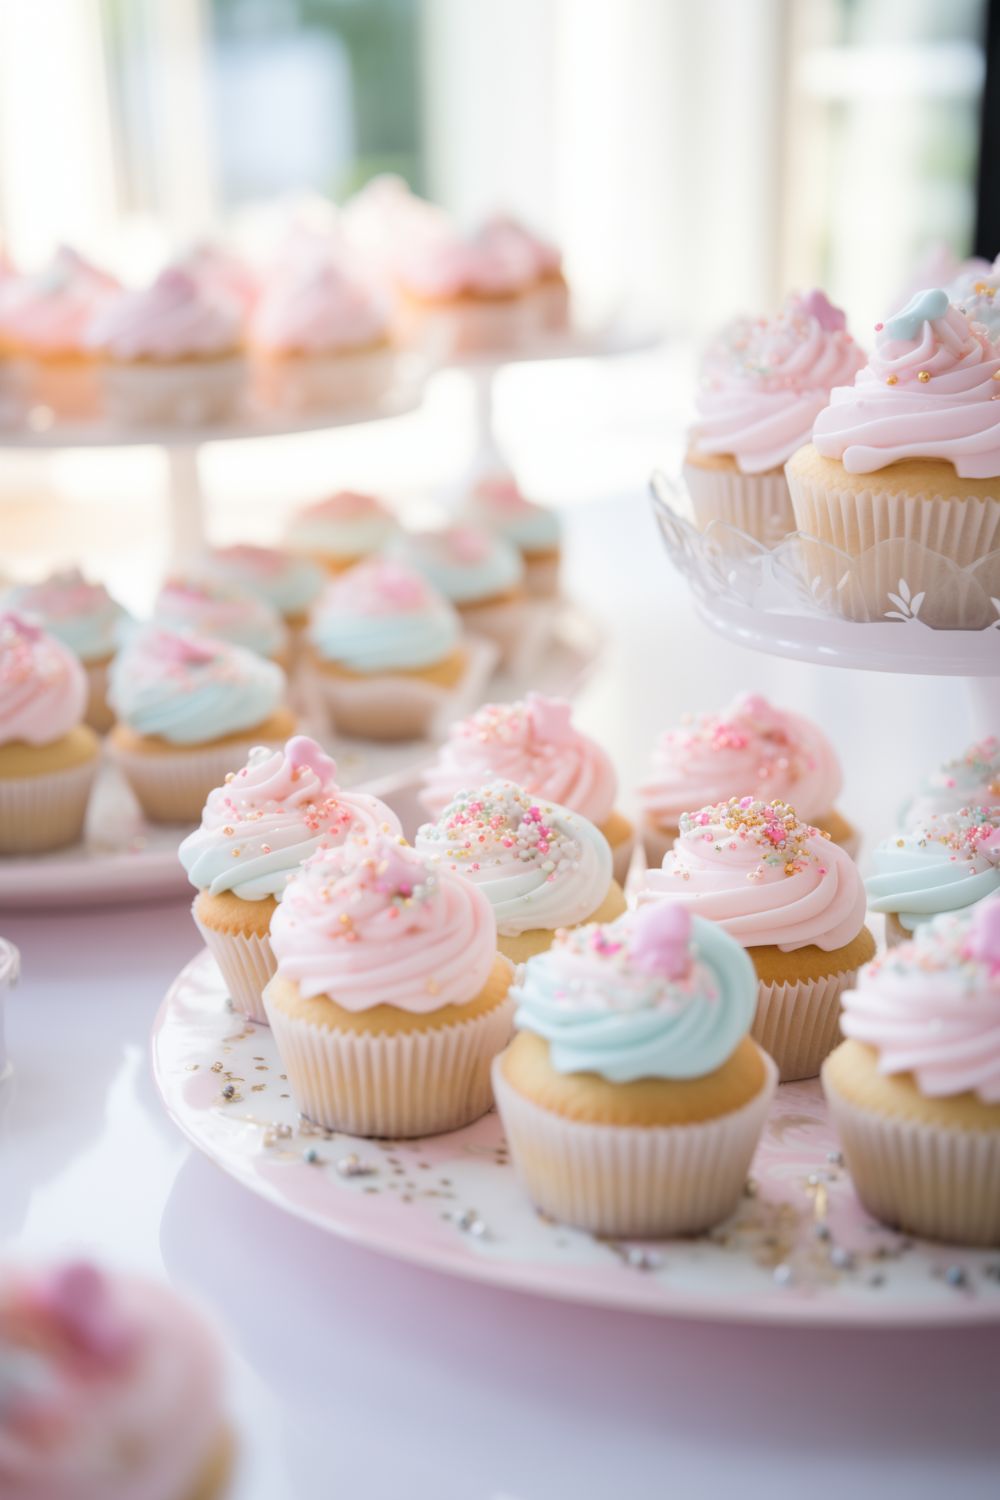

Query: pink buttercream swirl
(691, 289), (865, 472)
(85, 267), (241, 360)
(318, 560), (439, 615)
(0, 612), (87, 745)
(421, 694), (618, 826)
(269, 834), (497, 1012)
(639, 693), (843, 828)
(398, 220), (538, 300)
(305, 490), (389, 522)
(154, 575), (285, 656)
(638, 796), (866, 952)
(250, 257), (388, 353)
(812, 288), (1000, 477)
(0, 246), (119, 354)
(841, 905), (1000, 1102)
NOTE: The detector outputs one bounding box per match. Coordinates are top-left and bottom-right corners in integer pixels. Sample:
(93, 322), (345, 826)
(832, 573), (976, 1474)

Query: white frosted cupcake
(179, 735), (401, 1022)
(285, 489), (398, 573)
(415, 780), (626, 964)
(823, 905), (1000, 1246)
(493, 902), (776, 1237)
(866, 805), (1000, 946)
(900, 736), (1000, 830)
(153, 574), (289, 665)
(263, 835), (514, 1136)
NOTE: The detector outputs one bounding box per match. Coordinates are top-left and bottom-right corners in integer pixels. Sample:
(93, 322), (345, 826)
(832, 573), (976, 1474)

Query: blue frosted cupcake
(394, 523), (528, 666)
(464, 472), (561, 597)
(866, 805), (1000, 946)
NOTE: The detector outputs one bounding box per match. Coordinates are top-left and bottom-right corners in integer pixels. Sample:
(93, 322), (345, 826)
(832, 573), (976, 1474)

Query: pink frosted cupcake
(638, 796), (875, 1081)
(0, 1260), (231, 1499)
(285, 489), (398, 573)
(171, 239), (258, 315)
(249, 254), (394, 413)
(823, 904), (1000, 1246)
(475, 214), (569, 334)
(395, 219), (538, 356)
(153, 574), (289, 664)
(787, 288), (1000, 627)
(687, 289), (865, 544)
(0, 613), (101, 854)
(179, 734), (401, 1022)
(263, 834), (514, 1136)
(84, 267), (245, 426)
(421, 693), (635, 883)
(0, 246), (119, 420)
(464, 471), (562, 597)
(638, 692), (857, 867)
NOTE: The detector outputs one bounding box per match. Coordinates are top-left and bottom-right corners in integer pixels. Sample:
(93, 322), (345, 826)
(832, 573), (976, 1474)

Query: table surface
(3, 493), (999, 1500)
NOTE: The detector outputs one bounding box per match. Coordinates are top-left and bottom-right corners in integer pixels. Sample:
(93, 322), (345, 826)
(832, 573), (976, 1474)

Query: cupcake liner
(194, 916), (276, 1026)
(0, 759), (99, 855)
(84, 657), (115, 734)
(785, 470), (1000, 629)
(17, 355), (102, 421)
(109, 735), (285, 825)
(99, 358), (245, 427)
(753, 968), (854, 1083)
(492, 1050), (777, 1238)
(683, 461), (795, 546)
(263, 988), (515, 1137)
(522, 553), (561, 599)
(252, 348), (396, 415)
(822, 1070), (1000, 1247)
(399, 296), (534, 358)
(462, 597), (552, 675)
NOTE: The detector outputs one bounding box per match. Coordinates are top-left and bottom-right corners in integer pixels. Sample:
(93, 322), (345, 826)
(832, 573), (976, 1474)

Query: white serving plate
(152, 949), (1000, 1329)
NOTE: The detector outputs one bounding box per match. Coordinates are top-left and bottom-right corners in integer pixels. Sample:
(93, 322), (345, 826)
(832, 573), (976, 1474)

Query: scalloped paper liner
(492, 1050), (777, 1238)
(263, 987), (516, 1137)
(109, 735), (286, 825)
(822, 1068), (1000, 1247)
(753, 968), (855, 1083)
(0, 759), (99, 855)
(99, 357), (246, 426)
(252, 348), (396, 414)
(308, 634), (498, 743)
(785, 472), (1000, 629)
(683, 461), (795, 546)
(194, 916), (275, 1025)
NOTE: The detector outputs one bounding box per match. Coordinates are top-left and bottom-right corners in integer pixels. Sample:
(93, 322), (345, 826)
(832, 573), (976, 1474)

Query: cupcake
(1, 569), (129, 733)
(421, 694), (636, 884)
(686, 289), (865, 545)
(179, 735), (401, 1023)
(307, 560), (467, 741)
(464, 471), (562, 597)
(638, 797), (875, 1081)
(394, 219), (538, 356)
(493, 902), (776, 1237)
(865, 805), (1000, 946)
(249, 254), (394, 413)
(638, 692), (857, 868)
(823, 904), (1000, 1245)
(0, 246), (119, 420)
(394, 525), (526, 666)
(340, 174), (453, 287)
(84, 267), (245, 426)
(0, 613), (101, 854)
(788, 289), (1000, 629)
(202, 544), (325, 642)
(153, 574), (289, 664)
(475, 214), (569, 334)
(107, 628), (294, 824)
(285, 489), (397, 573)
(0, 1260), (232, 1499)
(900, 736), (1000, 830)
(263, 835), (514, 1136)
(414, 780), (626, 964)
(172, 239), (258, 315)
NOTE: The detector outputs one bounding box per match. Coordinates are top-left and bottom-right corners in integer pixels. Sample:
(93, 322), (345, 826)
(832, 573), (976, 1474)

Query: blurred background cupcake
(152, 574), (289, 665)
(284, 489), (398, 573)
(462, 471), (562, 597)
(394, 524), (526, 666)
(900, 736), (1000, 829)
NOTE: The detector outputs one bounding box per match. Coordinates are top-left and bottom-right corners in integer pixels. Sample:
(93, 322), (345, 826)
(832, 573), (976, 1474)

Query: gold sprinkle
(885, 374), (898, 385)
(917, 370), (930, 383)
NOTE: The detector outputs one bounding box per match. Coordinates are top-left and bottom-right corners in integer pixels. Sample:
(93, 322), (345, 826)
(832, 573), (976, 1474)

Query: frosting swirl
(947, 257), (1000, 342)
(204, 545), (324, 618)
(1, 570), (127, 663)
(250, 257), (388, 353)
(812, 289), (1000, 477)
(178, 735), (402, 901)
(394, 525), (524, 604)
(638, 797), (866, 952)
(153, 575), (287, 660)
(865, 806), (1000, 931)
(0, 246), (118, 354)
(85, 267), (241, 360)
(511, 903), (757, 1083)
(268, 834), (497, 1012)
(465, 472), (561, 551)
(840, 904), (1000, 1103)
(639, 692), (843, 828)
(421, 694), (618, 826)
(108, 628), (286, 745)
(0, 612), (87, 744)
(397, 220), (538, 300)
(691, 289), (865, 472)
(901, 737), (1000, 830)
(414, 780), (612, 936)
(308, 560), (460, 672)
(285, 490), (396, 560)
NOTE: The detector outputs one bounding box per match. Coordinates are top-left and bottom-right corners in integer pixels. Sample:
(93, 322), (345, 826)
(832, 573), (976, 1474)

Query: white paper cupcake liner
(0, 759), (99, 855)
(822, 1069), (1000, 1247)
(753, 967), (855, 1083)
(683, 461), (795, 546)
(492, 1050), (777, 1238)
(109, 734), (285, 825)
(785, 471), (1000, 629)
(263, 987), (515, 1137)
(252, 348), (396, 414)
(194, 915), (276, 1025)
(99, 357), (246, 427)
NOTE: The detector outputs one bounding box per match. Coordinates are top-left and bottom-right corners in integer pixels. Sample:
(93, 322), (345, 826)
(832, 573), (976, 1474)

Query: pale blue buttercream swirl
(866, 805), (1000, 931)
(511, 910), (757, 1082)
(2, 572), (129, 663)
(109, 628), (286, 745)
(309, 561), (461, 673)
(393, 526), (524, 604)
(205, 546), (325, 618)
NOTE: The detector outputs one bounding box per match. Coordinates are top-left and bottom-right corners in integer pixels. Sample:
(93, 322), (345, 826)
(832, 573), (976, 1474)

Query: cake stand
(649, 472), (1000, 737)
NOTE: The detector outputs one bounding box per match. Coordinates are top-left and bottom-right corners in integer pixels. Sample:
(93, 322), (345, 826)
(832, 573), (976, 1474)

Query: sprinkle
(917, 370), (931, 383)
(886, 374), (898, 385)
